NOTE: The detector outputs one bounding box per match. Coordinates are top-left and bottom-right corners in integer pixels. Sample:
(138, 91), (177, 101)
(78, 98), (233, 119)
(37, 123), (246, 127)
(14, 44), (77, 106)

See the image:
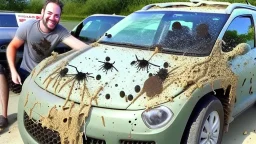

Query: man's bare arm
(7, 37), (24, 73)
(62, 35), (91, 50)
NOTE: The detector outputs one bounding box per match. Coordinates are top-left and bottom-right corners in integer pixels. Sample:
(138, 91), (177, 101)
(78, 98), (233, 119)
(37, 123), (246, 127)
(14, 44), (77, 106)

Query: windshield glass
(100, 11), (229, 56)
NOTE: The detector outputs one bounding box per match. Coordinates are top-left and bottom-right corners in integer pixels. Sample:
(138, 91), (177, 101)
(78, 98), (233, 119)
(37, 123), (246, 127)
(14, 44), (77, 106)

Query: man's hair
(43, 0), (64, 12)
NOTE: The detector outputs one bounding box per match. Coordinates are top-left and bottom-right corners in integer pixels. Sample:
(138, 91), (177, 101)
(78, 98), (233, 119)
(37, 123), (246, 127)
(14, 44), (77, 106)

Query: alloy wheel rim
(200, 111), (220, 144)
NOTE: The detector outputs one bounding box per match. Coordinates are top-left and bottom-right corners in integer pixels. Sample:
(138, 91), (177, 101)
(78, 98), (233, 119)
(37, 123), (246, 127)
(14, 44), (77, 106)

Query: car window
(101, 11), (229, 56)
(0, 14), (18, 27)
(222, 16), (255, 52)
(78, 16), (124, 43)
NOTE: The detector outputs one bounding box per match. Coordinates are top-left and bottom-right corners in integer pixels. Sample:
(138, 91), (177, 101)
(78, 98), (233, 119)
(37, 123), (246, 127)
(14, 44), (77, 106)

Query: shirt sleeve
(57, 25), (71, 42)
(15, 20), (34, 41)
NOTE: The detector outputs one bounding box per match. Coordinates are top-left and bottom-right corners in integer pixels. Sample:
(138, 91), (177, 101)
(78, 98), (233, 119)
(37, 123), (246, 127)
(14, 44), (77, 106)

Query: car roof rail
(226, 3), (256, 14)
(141, 1), (231, 10)
(141, 1), (256, 14)
(141, 4), (157, 10)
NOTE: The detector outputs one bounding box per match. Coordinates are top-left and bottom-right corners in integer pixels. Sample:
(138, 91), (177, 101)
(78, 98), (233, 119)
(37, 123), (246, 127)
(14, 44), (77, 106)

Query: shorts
(0, 64), (6, 75)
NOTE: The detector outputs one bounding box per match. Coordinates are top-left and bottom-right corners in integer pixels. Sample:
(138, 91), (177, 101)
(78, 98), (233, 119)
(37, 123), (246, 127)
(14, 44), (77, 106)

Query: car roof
(0, 11), (16, 15)
(140, 1), (256, 14)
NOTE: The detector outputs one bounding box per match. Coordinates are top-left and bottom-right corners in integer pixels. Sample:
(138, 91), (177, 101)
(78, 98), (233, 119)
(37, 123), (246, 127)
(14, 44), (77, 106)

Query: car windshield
(73, 16), (124, 43)
(100, 11), (229, 56)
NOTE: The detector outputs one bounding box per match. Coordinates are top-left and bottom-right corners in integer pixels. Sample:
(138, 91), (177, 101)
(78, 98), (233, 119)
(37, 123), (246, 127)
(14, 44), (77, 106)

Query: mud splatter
(132, 76), (163, 104)
(120, 91), (125, 98)
(96, 75), (101, 80)
(128, 95), (134, 101)
(242, 78), (246, 86)
(40, 87), (103, 144)
(29, 102), (41, 119)
(31, 51), (59, 77)
(24, 93), (29, 107)
(33, 40), (248, 142)
(43, 61), (68, 89)
(133, 40), (248, 117)
(101, 116), (105, 127)
(134, 85), (141, 93)
(105, 56), (110, 62)
(163, 62), (169, 68)
(249, 86), (253, 95)
(105, 94), (110, 99)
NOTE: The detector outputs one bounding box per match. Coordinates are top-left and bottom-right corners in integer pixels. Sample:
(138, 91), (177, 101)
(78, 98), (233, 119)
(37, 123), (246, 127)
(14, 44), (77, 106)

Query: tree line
(0, 0), (255, 21)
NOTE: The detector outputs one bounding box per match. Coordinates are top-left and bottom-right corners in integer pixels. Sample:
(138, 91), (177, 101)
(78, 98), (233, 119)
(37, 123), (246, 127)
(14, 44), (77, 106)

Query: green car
(18, 1), (256, 144)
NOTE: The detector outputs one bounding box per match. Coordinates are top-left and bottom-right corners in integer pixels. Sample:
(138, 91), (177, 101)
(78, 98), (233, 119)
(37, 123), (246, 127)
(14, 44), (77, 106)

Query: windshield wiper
(99, 41), (149, 49)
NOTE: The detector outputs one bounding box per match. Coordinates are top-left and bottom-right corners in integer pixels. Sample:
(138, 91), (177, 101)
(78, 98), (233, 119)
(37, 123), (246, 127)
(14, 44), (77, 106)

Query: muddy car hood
(34, 44), (208, 110)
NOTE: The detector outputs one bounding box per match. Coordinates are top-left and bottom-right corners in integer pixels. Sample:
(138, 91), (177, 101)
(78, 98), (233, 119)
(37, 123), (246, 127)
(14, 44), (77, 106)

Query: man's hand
(62, 35), (91, 50)
(11, 71), (22, 85)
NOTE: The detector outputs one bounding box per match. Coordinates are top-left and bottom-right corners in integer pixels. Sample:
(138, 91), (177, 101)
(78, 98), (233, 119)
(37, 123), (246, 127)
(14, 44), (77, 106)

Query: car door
(220, 9), (256, 117)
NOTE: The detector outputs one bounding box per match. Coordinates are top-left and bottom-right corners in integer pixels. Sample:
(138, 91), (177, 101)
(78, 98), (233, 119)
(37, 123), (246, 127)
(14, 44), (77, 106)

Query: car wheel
(186, 96), (224, 144)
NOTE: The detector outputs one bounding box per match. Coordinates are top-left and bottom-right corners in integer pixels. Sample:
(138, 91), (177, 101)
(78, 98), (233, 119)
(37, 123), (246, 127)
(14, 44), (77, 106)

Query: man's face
(41, 2), (61, 31)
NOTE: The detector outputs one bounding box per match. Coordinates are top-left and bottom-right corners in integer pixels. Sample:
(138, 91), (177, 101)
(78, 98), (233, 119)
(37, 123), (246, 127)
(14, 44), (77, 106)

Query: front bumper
(18, 75), (193, 144)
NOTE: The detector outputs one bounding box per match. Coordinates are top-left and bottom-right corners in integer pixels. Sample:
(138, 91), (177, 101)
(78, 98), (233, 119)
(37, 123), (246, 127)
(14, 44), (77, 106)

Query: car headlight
(142, 106), (173, 129)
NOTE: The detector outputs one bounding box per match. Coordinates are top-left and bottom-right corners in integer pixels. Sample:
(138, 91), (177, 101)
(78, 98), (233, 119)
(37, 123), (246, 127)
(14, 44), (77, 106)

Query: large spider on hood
(98, 56), (118, 74)
(131, 47), (160, 73)
(55, 65), (94, 108)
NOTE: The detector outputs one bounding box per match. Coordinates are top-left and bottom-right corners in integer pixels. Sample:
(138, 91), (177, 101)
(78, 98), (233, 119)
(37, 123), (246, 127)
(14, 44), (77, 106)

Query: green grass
(61, 15), (86, 21)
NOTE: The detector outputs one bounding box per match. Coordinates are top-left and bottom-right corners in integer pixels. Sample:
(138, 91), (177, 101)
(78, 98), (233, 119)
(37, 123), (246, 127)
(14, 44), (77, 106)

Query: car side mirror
(226, 43), (251, 59)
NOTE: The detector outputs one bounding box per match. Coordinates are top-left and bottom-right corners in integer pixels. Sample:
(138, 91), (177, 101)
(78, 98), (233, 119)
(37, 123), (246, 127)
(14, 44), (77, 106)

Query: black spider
(43, 67), (70, 89)
(68, 65), (94, 83)
(155, 68), (169, 81)
(131, 55), (159, 73)
(98, 59), (118, 74)
(59, 68), (69, 77)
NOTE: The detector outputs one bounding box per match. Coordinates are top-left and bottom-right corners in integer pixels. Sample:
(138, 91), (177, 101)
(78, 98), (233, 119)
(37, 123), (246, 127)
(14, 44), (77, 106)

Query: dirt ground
(0, 92), (256, 144)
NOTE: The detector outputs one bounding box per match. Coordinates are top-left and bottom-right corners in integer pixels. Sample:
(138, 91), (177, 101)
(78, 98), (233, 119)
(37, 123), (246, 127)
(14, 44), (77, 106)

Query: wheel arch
(180, 85), (232, 143)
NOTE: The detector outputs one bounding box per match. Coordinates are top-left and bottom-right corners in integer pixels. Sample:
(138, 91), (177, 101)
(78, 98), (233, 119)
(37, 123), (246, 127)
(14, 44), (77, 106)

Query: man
(0, 0), (90, 129)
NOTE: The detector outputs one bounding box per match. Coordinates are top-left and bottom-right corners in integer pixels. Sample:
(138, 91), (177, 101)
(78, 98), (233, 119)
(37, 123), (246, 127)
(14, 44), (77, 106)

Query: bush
(0, 0), (27, 12)
(1, 0), (256, 20)
(23, 0), (43, 13)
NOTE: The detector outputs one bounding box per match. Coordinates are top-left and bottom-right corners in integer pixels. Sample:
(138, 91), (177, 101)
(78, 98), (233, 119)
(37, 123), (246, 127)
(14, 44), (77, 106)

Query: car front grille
(24, 112), (61, 144)
(24, 112), (106, 144)
(120, 140), (156, 144)
(84, 137), (106, 144)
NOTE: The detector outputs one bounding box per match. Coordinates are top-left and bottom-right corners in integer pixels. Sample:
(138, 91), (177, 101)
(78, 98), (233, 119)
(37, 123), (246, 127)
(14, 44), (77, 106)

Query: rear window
(0, 14), (18, 27)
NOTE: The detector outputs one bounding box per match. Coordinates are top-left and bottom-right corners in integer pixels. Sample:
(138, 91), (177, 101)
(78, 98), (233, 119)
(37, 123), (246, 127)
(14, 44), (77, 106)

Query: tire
(186, 96), (224, 144)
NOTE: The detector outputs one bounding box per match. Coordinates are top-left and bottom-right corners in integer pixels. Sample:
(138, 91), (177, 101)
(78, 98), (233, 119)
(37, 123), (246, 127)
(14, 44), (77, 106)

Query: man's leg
(0, 64), (9, 128)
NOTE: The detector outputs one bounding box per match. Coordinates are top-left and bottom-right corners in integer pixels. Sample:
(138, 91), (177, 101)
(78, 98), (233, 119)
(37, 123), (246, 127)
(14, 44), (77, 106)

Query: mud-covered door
(221, 15), (256, 116)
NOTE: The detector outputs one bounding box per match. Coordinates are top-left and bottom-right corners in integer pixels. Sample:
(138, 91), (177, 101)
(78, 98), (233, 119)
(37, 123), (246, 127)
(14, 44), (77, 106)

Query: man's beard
(42, 14), (59, 32)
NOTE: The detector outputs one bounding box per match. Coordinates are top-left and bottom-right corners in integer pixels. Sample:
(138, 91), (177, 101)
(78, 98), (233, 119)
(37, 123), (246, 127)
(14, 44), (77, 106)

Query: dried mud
(27, 40), (249, 143)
